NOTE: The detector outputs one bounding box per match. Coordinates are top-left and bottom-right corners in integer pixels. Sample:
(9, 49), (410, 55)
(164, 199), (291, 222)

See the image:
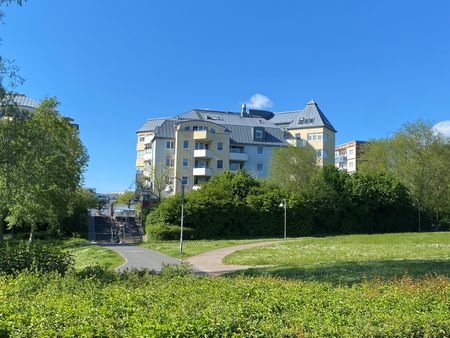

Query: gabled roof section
(137, 118), (168, 133)
(271, 100), (337, 132)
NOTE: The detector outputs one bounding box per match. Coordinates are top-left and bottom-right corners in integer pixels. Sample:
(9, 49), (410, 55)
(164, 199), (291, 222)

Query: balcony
(193, 167), (213, 176)
(143, 151), (152, 161)
(335, 155), (347, 163)
(287, 139), (306, 147)
(229, 152), (248, 161)
(194, 149), (213, 158)
(144, 135), (154, 145)
(193, 130), (212, 141)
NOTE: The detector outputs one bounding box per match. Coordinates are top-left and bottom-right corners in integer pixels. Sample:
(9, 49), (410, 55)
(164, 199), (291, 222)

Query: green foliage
(1, 271), (450, 337)
(115, 190), (135, 205)
(360, 120), (450, 228)
(147, 169), (417, 239)
(60, 189), (98, 237)
(0, 241), (74, 274)
(146, 223), (195, 240)
(269, 145), (318, 191)
(0, 98), (88, 240)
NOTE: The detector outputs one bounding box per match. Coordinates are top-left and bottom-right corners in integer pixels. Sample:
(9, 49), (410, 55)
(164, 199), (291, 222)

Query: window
(183, 140), (189, 149)
(195, 159), (209, 168)
(349, 161), (354, 168)
(181, 176), (188, 185)
(257, 146), (263, 155)
(349, 149), (354, 155)
(229, 162), (243, 170)
(257, 163), (263, 171)
(139, 136), (145, 142)
(230, 146), (244, 153)
(166, 141), (174, 149)
(316, 149), (329, 159)
(165, 157), (174, 167)
(211, 128), (216, 133)
(217, 142), (223, 151)
(195, 142), (209, 150)
(184, 126), (190, 131)
(255, 129), (264, 139)
(183, 158), (189, 167)
(295, 133), (301, 139)
(193, 126), (198, 131)
(136, 167), (144, 174)
(217, 160), (223, 169)
(307, 133), (327, 142)
(137, 150), (144, 158)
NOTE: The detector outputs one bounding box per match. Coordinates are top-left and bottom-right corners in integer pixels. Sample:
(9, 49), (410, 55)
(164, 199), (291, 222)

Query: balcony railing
(143, 151), (152, 161)
(335, 155), (347, 163)
(144, 135), (154, 145)
(229, 152), (248, 161)
(194, 149), (213, 158)
(193, 167), (213, 176)
(193, 130), (212, 140)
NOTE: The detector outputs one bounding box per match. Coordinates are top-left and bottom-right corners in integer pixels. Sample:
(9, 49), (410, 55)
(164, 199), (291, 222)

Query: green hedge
(0, 242), (74, 275)
(146, 169), (419, 239)
(146, 223), (196, 240)
(1, 271), (450, 337)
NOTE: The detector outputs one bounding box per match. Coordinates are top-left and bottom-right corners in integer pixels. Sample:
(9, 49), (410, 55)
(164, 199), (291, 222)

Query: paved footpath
(187, 242), (275, 276)
(104, 245), (180, 272)
(104, 241), (275, 275)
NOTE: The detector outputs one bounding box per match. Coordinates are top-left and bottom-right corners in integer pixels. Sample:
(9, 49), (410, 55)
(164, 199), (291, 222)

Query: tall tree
(0, 98), (88, 241)
(360, 120), (450, 230)
(269, 145), (318, 191)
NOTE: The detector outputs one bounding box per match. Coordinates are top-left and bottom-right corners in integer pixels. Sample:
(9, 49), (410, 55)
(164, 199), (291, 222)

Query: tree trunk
(29, 227), (34, 242)
(0, 218), (4, 243)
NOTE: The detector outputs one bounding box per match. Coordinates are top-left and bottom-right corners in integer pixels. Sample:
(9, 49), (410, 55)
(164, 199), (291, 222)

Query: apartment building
(136, 99), (336, 193)
(335, 140), (367, 173)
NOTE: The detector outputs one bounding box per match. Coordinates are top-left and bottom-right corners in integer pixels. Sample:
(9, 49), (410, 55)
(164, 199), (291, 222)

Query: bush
(146, 223), (196, 240)
(0, 241), (74, 275)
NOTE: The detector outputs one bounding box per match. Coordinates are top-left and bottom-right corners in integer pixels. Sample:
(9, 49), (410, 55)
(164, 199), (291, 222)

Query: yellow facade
(173, 121), (230, 193)
(287, 126), (335, 166)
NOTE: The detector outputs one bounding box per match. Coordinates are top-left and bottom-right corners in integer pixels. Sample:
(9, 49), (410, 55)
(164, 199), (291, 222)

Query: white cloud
(245, 93), (273, 110)
(433, 120), (450, 137)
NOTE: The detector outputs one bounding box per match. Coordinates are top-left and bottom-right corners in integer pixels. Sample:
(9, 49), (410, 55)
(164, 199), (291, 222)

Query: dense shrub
(1, 271), (450, 337)
(0, 242), (74, 274)
(146, 223), (196, 240)
(146, 169), (419, 239)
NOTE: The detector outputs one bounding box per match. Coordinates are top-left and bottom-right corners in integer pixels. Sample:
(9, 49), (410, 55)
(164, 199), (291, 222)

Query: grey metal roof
(272, 100), (337, 132)
(178, 109), (280, 128)
(137, 118), (168, 132)
(140, 99), (335, 145)
(223, 124), (286, 146)
(11, 94), (40, 109)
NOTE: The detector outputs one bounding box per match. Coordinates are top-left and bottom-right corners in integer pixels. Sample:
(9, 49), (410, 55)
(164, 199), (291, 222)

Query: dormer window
(298, 117), (305, 125)
(254, 128), (264, 140)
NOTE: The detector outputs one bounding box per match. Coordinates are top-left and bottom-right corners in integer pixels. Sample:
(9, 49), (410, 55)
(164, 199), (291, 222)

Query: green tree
(269, 145), (318, 191)
(115, 191), (135, 205)
(0, 98), (88, 241)
(360, 120), (450, 230)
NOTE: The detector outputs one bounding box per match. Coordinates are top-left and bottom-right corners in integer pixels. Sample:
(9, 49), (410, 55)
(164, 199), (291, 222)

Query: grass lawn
(224, 232), (450, 284)
(140, 238), (282, 258)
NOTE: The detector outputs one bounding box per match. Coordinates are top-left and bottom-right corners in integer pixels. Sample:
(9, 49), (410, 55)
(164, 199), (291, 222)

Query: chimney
(241, 103), (247, 117)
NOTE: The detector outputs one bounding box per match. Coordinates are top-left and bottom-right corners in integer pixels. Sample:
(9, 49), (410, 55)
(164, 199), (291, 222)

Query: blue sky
(2, 0), (449, 192)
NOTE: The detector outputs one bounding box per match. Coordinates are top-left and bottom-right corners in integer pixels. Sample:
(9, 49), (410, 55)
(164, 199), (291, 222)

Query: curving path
(103, 241), (275, 275)
(188, 242), (275, 276)
(104, 244), (181, 272)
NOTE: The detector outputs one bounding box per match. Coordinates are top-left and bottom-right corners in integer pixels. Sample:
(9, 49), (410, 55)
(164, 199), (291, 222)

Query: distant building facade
(335, 140), (367, 173)
(136, 100), (337, 193)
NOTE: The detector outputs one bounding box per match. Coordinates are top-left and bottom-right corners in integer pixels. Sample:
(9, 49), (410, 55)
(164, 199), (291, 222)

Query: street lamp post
(279, 199), (287, 239)
(165, 177), (185, 255)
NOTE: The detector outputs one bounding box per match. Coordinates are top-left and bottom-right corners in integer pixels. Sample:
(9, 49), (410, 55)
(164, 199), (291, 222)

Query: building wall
(173, 121), (230, 192)
(335, 141), (366, 173)
(242, 145), (277, 178)
(287, 126), (336, 166)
